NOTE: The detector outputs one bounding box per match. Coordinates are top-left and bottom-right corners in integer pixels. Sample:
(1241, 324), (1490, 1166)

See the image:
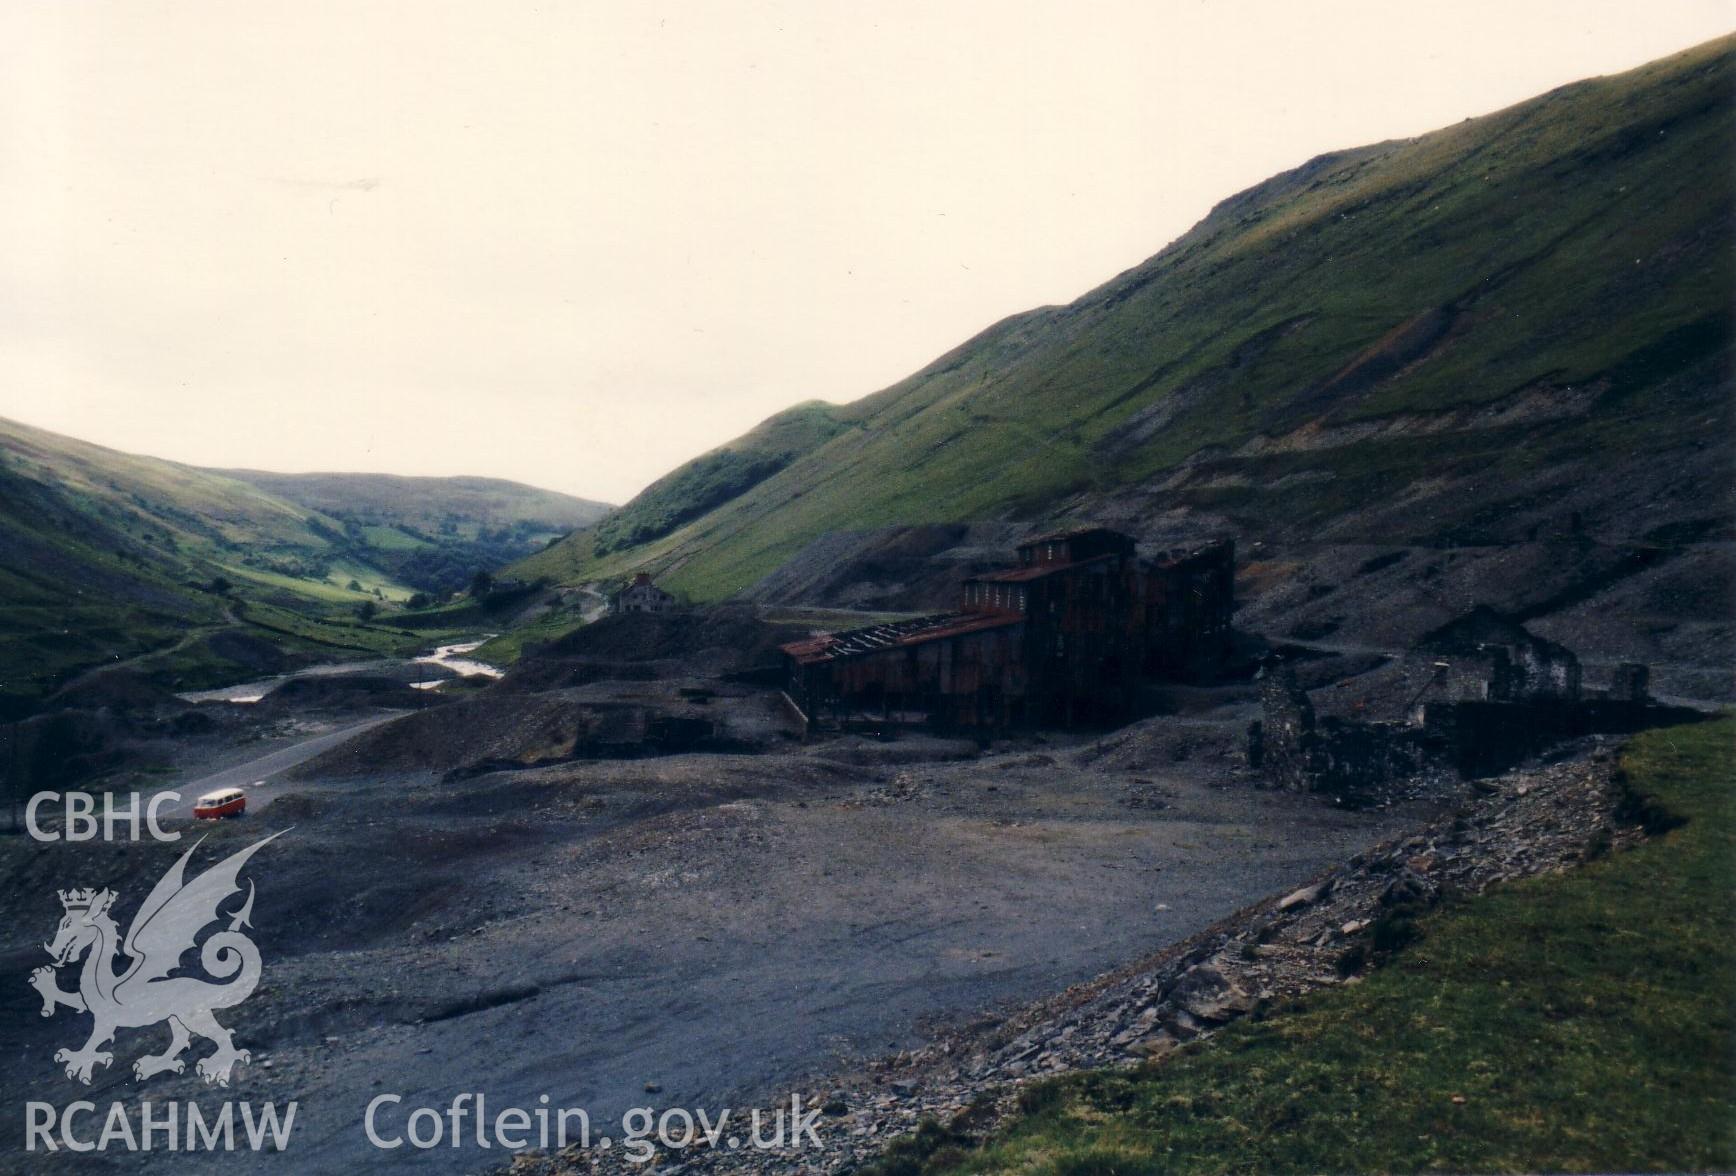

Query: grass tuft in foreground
(871, 719), (1736, 1175)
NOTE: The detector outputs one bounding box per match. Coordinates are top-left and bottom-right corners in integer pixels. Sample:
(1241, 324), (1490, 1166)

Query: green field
(868, 719), (1736, 1175)
(359, 523), (431, 552)
(467, 609), (586, 665)
(214, 561), (400, 605)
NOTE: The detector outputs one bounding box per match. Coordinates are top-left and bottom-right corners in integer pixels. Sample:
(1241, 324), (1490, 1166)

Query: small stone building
(1250, 664), (1428, 809)
(616, 572), (675, 615)
(1401, 605), (1581, 718)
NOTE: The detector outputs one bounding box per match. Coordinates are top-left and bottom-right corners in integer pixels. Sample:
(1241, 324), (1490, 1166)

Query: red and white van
(192, 788), (246, 820)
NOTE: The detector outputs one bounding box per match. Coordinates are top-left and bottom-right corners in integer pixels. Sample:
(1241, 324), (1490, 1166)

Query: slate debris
(512, 737), (1641, 1175)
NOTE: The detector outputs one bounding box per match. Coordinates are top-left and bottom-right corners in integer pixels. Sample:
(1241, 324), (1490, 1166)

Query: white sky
(1, 2), (1730, 503)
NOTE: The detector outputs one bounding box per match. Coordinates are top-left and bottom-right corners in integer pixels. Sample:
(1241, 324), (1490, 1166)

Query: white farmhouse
(617, 572), (675, 614)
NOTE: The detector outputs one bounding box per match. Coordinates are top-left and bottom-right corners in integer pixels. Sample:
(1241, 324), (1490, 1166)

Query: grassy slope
(466, 606), (585, 665)
(524, 400), (847, 567)
(871, 718), (1735, 1175)
(0, 417), (335, 553)
(0, 457), (228, 711)
(517, 36), (1734, 601)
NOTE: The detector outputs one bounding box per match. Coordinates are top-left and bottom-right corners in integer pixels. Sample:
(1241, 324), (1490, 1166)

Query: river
(176, 636), (503, 704)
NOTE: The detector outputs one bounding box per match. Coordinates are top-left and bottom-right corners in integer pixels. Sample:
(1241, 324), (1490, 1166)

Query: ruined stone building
(781, 528), (1234, 730)
(1252, 606), (1690, 806)
(1251, 666), (1429, 809)
(1401, 606), (1583, 716)
(616, 572), (676, 615)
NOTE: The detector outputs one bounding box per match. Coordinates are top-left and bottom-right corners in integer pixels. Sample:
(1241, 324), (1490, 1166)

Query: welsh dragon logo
(29, 832), (284, 1087)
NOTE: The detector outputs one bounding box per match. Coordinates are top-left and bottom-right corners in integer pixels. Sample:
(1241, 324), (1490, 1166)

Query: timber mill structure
(780, 528), (1234, 730)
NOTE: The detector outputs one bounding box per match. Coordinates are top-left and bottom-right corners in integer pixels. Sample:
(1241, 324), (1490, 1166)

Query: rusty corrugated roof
(781, 612), (1023, 665)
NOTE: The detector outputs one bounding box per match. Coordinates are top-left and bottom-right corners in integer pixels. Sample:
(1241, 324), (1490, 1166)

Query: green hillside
(518, 36), (1735, 603)
(0, 417), (604, 714)
(586, 400), (847, 556)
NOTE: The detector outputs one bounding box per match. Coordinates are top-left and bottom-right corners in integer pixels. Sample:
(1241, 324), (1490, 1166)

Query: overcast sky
(1, 2), (1729, 503)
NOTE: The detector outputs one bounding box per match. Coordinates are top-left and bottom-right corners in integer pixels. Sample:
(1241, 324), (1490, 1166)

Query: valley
(0, 415), (608, 716)
(0, 29), (1730, 1176)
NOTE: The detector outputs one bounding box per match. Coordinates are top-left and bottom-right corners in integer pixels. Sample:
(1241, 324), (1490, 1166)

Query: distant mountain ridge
(217, 469), (608, 535)
(216, 468), (609, 593)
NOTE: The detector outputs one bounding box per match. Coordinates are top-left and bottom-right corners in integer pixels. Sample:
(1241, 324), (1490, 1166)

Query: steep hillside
(583, 400), (847, 556)
(518, 37), (1734, 688)
(0, 454), (226, 716)
(0, 417), (600, 713)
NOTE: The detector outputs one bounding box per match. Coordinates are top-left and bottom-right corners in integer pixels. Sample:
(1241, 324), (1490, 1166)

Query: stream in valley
(175, 636), (503, 703)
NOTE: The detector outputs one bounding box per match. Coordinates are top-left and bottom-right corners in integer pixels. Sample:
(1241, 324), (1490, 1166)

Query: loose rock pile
(514, 737), (1641, 1175)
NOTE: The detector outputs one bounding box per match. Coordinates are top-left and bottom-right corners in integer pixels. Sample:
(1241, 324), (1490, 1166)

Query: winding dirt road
(149, 712), (406, 819)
